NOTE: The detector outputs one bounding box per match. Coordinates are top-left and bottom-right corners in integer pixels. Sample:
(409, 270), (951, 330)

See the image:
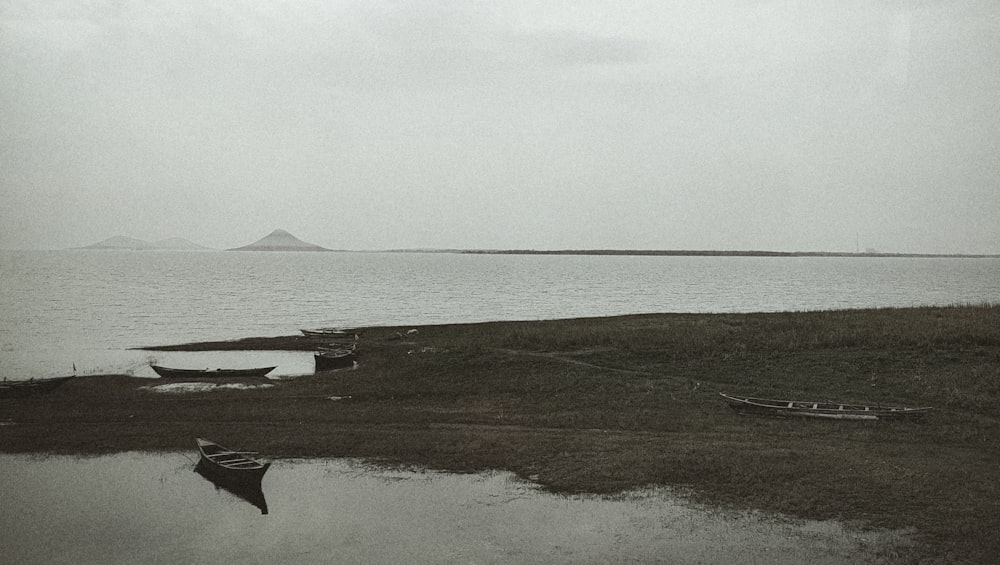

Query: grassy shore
(3, 305), (999, 563)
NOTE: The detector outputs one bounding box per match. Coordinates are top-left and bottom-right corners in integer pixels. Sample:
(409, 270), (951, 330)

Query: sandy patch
(142, 382), (275, 393)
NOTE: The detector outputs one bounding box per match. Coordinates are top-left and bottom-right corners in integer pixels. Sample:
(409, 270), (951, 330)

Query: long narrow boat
(195, 438), (270, 484)
(150, 365), (276, 379)
(0, 376), (74, 399)
(720, 392), (931, 420)
(301, 328), (358, 338)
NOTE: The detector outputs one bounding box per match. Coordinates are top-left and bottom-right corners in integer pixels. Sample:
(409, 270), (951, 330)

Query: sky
(1, 1), (998, 253)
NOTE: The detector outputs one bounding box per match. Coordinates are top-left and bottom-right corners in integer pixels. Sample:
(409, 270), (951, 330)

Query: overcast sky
(2, 1), (998, 253)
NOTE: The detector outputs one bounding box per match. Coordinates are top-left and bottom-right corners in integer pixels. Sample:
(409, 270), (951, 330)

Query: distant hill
(227, 229), (331, 252)
(149, 237), (213, 251)
(77, 236), (212, 251)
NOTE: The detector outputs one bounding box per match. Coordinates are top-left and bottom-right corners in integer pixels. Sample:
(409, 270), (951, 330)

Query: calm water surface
(0, 453), (913, 565)
(1, 250), (998, 379)
(1, 251), (980, 562)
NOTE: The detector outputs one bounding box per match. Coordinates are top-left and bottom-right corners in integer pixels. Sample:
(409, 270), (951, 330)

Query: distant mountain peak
(228, 229), (331, 252)
(76, 236), (211, 251)
(150, 237), (212, 251)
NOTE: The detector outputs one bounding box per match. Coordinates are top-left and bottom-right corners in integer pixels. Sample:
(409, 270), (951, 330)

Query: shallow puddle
(0, 453), (914, 564)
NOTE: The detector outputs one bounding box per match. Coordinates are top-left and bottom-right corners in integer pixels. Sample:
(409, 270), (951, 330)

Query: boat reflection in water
(192, 437), (270, 515)
(3, 453), (917, 564)
(194, 460), (269, 514)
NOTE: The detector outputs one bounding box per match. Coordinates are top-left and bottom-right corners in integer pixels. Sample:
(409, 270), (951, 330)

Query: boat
(720, 392), (931, 420)
(314, 350), (356, 371)
(195, 438), (270, 484)
(301, 328), (360, 338)
(150, 365), (276, 379)
(0, 376), (74, 398)
(317, 342), (356, 353)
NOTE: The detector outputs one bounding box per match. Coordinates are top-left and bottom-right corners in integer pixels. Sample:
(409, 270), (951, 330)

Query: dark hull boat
(150, 365), (276, 379)
(194, 460), (268, 514)
(720, 392), (930, 420)
(0, 376), (73, 399)
(314, 350), (356, 372)
(196, 438), (270, 484)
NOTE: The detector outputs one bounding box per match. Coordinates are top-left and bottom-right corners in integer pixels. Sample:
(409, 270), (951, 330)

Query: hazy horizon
(10, 227), (1000, 256)
(3, 2), (998, 254)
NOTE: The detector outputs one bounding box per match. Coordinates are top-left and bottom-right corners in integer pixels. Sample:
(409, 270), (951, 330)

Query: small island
(227, 229), (332, 252)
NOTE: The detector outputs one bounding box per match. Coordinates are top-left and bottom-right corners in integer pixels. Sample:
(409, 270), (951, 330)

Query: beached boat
(314, 350), (356, 371)
(0, 376), (73, 399)
(150, 365), (276, 379)
(301, 328), (359, 338)
(720, 392), (930, 420)
(317, 342), (356, 353)
(195, 438), (270, 484)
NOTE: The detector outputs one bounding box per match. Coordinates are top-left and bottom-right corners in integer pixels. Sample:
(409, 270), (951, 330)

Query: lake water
(1, 251), (985, 562)
(0, 453), (914, 564)
(2, 250), (999, 380)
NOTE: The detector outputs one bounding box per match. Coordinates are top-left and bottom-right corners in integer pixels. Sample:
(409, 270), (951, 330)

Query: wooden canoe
(150, 365), (276, 379)
(195, 438), (270, 484)
(317, 342), (356, 354)
(720, 392), (930, 420)
(301, 328), (359, 338)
